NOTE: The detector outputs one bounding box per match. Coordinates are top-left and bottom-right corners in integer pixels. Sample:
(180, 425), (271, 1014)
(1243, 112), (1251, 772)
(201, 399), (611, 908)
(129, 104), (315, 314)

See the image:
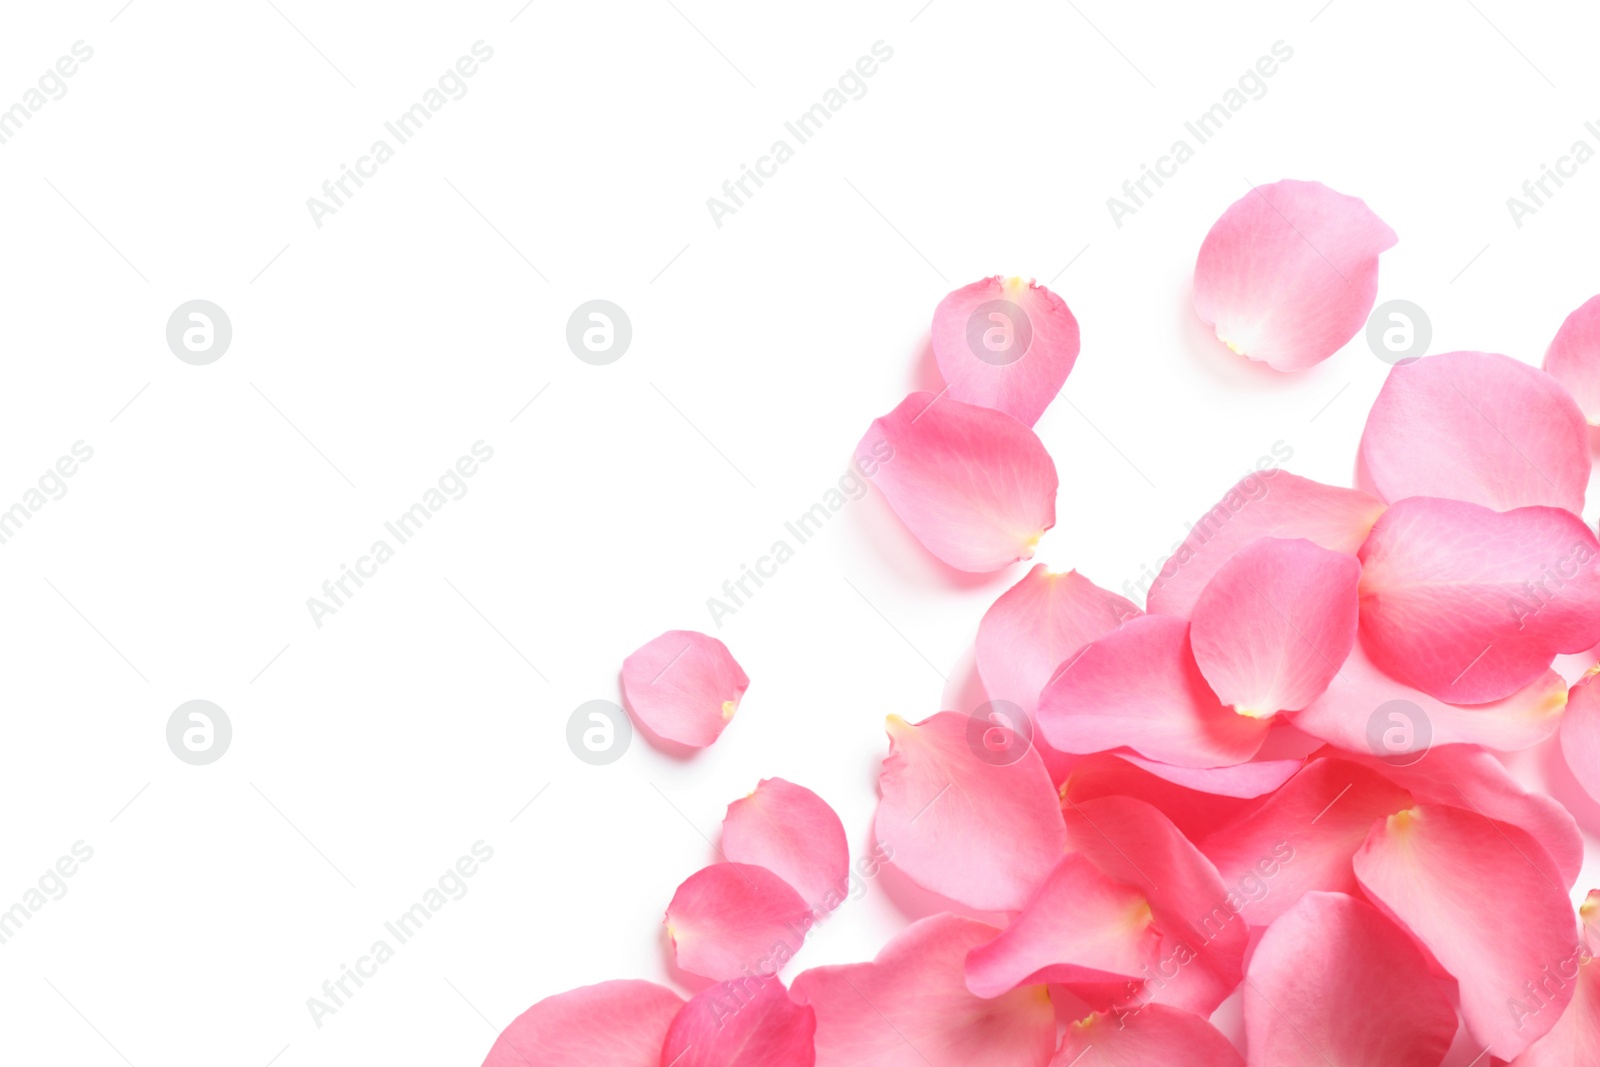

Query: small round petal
(1360, 350), (1588, 512)
(1190, 537), (1360, 716)
(1053, 1005), (1243, 1067)
(931, 276), (1080, 427)
(480, 980), (683, 1067)
(1560, 668), (1600, 805)
(1357, 496), (1600, 703)
(1037, 614), (1270, 769)
(621, 630), (749, 748)
(1354, 804), (1579, 1059)
(1146, 471), (1384, 618)
(665, 863), (813, 982)
(872, 712), (1066, 912)
(964, 854), (1161, 1000)
(722, 779), (850, 912)
(1544, 295), (1600, 424)
(1244, 892), (1456, 1067)
(659, 976), (816, 1067)
(856, 392), (1058, 573)
(791, 914), (1057, 1067)
(1193, 178), (1396, 371)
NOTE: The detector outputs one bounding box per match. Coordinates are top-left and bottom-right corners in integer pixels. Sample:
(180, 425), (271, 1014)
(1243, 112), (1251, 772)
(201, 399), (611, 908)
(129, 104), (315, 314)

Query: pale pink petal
(659, 975), (816, 1067)
(791, 914), (1056, 1067)
(976, 564), (1141, 717)
(1190, 537), (1360, 716)
(1357, 496), (1600, 703)
(621, 630), (749, 748)
(1508, 891), (1600, 1066)
(1244, 891), (1456, 1067)
(723, 778), (850, 913)
(1062, 753), (1302, 842)
(665, 863), (813, 982)
(1193, 179), (1396, 371)
(1544, 295), (1600, 425)
(1291, 634), (1567, 753)
(931, 276), (1080, 427)
(964, 854), (1162, 999)
(1359, 350), (1589, 512)
(856, 392), (1057, 572)
(873, 712), (1066, 912)
(1037, 614), (1270, 768)
(1061, 796), (1247, 1016)
(1146, 471), (1385, 617)
(1053, 1004), (1243, 1066)
(481, 980), (683, 1067)
(1354, 803), (1580, 1058)
(1197, 757), (1411, 927)
(1562, 668), (1600, 805)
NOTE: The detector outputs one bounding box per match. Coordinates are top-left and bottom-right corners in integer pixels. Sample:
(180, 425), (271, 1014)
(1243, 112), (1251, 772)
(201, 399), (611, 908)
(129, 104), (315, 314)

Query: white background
(2, 1), (1599, 1064)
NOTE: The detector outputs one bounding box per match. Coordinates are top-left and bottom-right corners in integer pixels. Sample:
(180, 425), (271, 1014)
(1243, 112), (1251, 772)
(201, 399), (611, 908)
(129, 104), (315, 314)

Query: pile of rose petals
(482, 179), (1600, 1066)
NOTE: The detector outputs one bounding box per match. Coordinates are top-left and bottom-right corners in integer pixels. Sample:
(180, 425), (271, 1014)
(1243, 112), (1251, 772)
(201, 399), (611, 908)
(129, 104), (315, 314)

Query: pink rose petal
(1544, 295), (1600, 425)
(1562, 668), (1600, 805)
(791, 914), (1056, 1067)
(1358, 495), (1600, 703)
(1354, 803), (1581, 1059)
(931, 276), (1080, 427)
(856, 392), (1057, 572)
(1063, 753), (1303, 842)
(1244, 891), (1457, 1067)
(722, 778), (850, 914)
(1507, 891), (1600, 1066)
(1193, 178), (1396, 371)
(1146, 471), (1385, 618)
(665, 863), (813, 982)
(1054, 1004), (1243, 1067)
(1189, 537), (1360, 717)
(873, 712), (1066, 912)
(659, 975), (816, 1067)
(1359, 350), (1589, 512)
(621, 630), (749, 748)
(480, 980), (683, 1067)
(1037, 614), (1270, 768)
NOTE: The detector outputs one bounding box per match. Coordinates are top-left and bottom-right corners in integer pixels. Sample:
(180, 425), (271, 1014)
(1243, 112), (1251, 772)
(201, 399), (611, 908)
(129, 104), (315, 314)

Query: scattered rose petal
(1357, 495), (1600, 703)
(665, 863), (813, 982)
(723, 778), (850, 913)
(931, 276), (1080, 427)
(1359, 350), (1588, 512)
(1544, 295), (1600, 425)
(1193, 179), (1396, 371)
(1054, 1004), (1244, 1067)
(856, 392), (1058, 572)
(792, 914), (1056, 1067)
(1562, 668), (1600, 805)
(1062, 753), (1303, 842)
(660, 975), (816, 1067)
(480, 980), (683, 1067)
(1508, 891), (1600, 1066)
(621, 630), (749, 748)
(873, 712), (1066, 912)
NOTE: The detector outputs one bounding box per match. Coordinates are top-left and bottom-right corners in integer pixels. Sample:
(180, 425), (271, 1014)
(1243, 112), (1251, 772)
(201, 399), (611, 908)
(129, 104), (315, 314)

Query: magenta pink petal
(1354, 803), (1580, 1059)
(1061, 796), (1247, 1016)
(1193, 178), (1396, 371)
(1359, 350), (1589, 512)
(977, 564), (1141, 716)
(931, 276), (1080, 427)
(1244, 891), (1456, 1067)
(791, 914), (1056, 1067)
(1357, 495), (1600, 703)
(621, 630), (749, 748)
(1562, 668), (1600, 805)
(1062, 753), (1302, 842)
(1189, 537), (1360, 716)
(1037, 614), (1270, 768)
(659, 975), (815, 1067)
(873, 712), (1065, 912)
(1291, 633), (1567, 754)
(723, 778), (850, 913)
(480, 980), (683, 1067)
(964, 854), (1161, 999)
(855, 392), (1058, 572)
(665, 863), (814, 982)
(1054, 1004), (1243, 1066)
(1146, 471), (1385, 618)
(1508, 891), (1600, 1066)
(1544, 295), (1600, 425)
